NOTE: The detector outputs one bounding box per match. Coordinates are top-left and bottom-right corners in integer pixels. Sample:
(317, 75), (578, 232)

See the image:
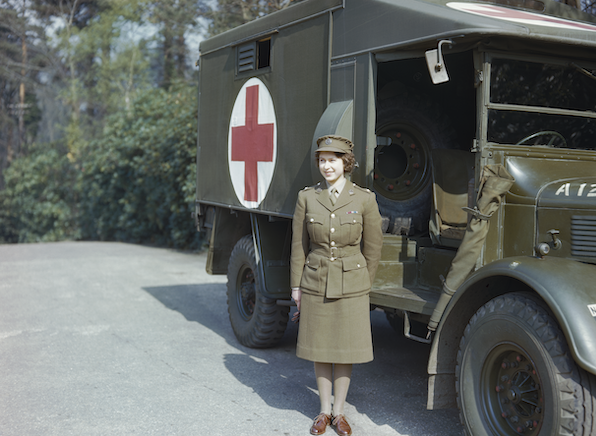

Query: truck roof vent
(238, 42), (256, 73)
(237, 38), (271, 75)
(571, 215), (596, 258)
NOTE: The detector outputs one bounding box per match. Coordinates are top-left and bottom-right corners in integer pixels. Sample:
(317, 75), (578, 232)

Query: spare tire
(375, 85), (456, 234)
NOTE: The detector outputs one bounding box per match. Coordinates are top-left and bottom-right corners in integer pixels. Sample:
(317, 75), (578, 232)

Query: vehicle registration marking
(589, 304), (596, 317)
(554, 182), (596, 197)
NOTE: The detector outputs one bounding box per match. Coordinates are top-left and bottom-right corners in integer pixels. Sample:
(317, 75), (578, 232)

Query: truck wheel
(456, 293), (596, 436)
(375, 87), (456, 233)
(227, 235), (289, 348)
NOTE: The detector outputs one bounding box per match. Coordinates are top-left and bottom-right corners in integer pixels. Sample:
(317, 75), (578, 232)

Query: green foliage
(207, 0), (305, 36)
(49, 0), (153, 150)
(0, 85), (202, 249)
(0, 0), (49, 161)
(0, 141), (80, 243)
(78, 84), (201, 249)
(147, 0), (207, 88)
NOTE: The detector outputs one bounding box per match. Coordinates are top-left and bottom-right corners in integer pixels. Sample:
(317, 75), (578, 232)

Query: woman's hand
(291, 288), (302, 323)
(291, 288), (302, 310)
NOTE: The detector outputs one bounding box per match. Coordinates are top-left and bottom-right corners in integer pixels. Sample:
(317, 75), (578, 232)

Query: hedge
(0, 85), (203, 250)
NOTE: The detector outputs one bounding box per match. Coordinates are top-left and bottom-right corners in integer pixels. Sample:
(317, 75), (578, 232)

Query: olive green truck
(194, 0), (596, 434)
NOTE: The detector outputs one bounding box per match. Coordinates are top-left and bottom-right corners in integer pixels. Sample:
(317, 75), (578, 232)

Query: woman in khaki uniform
(290, 135), (383, 436)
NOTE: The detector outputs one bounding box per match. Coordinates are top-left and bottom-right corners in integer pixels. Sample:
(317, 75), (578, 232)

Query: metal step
(374, 260), (417, 288)
(370, 285), (440, 316)
(375, 234), (419, 288)
(380, 234), (417, 261)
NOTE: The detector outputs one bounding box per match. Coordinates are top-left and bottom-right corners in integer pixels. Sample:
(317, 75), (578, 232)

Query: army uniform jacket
(290, 181), (383, 299)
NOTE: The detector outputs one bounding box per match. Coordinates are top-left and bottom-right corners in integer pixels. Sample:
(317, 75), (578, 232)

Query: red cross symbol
(231, 85), (275, 202)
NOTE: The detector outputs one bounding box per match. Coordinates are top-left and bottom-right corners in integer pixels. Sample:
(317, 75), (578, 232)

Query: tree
(0, 0), (47, 187)
(0, 140), (79, 243)
(147, 0), (207, 88)
(26, 0), (153, 153)
(78, 84), (201, 248)
(207, 0), (304, 36)
(559, 0), (596, 12)
(0, 84), (201, 247)
(581, 0), (596, 14)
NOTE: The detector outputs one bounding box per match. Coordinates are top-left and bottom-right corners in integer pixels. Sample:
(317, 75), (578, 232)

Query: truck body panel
(195, 0), (596, 431)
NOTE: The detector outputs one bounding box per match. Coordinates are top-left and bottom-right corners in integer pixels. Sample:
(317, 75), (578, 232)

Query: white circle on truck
(228, 77), (277, 209)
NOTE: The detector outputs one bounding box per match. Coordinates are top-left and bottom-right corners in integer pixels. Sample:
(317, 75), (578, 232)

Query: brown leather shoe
(332, 414), (352, 436)
(310, 413), (332, 435)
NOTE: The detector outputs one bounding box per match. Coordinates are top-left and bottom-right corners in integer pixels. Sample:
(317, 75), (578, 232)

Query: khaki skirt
(296, 293), (373, 364)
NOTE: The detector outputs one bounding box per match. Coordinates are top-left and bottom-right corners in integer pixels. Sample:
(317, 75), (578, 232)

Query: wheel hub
(506, 385), (521, 404)
(237, 266), (256, 320)
(488, 350), (543, 435)
(374, 124), (430, 202)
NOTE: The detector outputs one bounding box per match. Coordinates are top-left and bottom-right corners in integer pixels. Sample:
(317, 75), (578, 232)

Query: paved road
(0, 242), (461, 436)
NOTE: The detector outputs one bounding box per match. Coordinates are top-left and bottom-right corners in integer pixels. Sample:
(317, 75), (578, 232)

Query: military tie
(330, 187), (337, 205)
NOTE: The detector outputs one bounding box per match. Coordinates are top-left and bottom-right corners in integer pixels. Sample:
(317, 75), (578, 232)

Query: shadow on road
(144, 283), (238, 344)
(143, 283), (461, 436)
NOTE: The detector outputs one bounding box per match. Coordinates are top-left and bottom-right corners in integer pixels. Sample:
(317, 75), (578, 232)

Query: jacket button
(330, 257), (336, 261)
(330, 228), (335, 233)
(331, 213), (335, 218)
(353, 219), (357, 223)
(310, 218), (314, 222)
(357, 264), (361, 268)
(330, 241), (335, 246)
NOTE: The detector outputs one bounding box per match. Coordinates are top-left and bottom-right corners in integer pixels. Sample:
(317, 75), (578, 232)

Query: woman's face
(318, 151), (345, 184)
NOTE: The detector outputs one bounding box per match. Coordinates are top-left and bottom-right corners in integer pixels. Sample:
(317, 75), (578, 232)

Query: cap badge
(325, 138), (333, 145)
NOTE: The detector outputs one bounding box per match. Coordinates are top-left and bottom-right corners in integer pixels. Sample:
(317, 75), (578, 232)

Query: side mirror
(425, 39), (453, 84)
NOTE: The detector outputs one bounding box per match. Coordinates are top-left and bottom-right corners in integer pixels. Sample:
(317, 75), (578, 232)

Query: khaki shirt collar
(325, 177), (347, 195)
(317, 177), (354, 211)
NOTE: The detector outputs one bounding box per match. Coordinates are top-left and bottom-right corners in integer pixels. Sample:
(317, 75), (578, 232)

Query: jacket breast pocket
(341, 255), (370, 296)
(306, 213), (325, 243)
(339, 214), (363, 244)
(301, 253), (322, 294)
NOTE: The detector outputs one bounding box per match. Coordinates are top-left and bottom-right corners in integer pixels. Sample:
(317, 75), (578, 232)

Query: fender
(250, 213), (293, 300)
(427, 255), (596, 409)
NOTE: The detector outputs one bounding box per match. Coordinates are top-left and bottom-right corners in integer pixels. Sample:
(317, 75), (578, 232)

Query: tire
(375, 84), (456, 234)
(226, 235), (289, 348)
(456, 293), (596, 436)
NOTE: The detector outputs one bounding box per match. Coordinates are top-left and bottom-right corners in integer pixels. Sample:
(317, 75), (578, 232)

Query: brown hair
(315, 151), (357, 174)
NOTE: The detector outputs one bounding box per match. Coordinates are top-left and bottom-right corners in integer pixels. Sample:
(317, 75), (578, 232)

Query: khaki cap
(316, 135), (354, 154)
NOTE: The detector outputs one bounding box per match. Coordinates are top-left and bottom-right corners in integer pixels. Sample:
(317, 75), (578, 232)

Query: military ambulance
(195, 0), (596, 434)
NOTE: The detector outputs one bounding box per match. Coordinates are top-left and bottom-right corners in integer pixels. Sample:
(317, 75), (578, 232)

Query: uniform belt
(311, 246), (360, 260)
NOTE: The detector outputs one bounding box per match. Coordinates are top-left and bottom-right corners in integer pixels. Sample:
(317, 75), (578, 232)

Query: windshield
(487, 58), (596, 150)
